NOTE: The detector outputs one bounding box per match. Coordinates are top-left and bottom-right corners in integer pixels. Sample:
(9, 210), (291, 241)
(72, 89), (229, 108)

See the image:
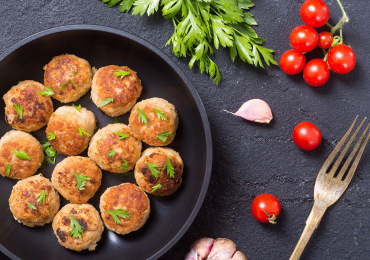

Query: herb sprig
(114, 70), (131, 79)
(78, 128), (90, 137)
(151, 183), (162, 193)
(12, 150), (32, 161)
(163, 157), (175, 178)
(37, 190), (46, 204)
(115, 132), (129, 139)
(14, 103), (23, 119)
(154, 109), (167, 120)
(28, 203), (37, 210)
(118, 159), (128, 170)
(73, 172), (91, 190)
(105, 209), (131, 224)
(137, 108), (147, 124)
(60, 79), (77, 90)
(40, 141), (59, 166)
(5, 163), (12, 176)
(38, 86), (54, 96)
(156, 131), (171, 142)
(145, 161), (160, 179)
(98, 98), (113, 107)
(69, 215), (84, 239)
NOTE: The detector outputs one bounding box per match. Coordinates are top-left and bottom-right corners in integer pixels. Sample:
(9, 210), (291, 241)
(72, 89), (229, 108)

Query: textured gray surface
(1, 0), (370, 260)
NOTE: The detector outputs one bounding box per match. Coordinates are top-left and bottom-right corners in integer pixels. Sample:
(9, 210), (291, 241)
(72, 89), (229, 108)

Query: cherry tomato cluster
(280, 0), (356, 87)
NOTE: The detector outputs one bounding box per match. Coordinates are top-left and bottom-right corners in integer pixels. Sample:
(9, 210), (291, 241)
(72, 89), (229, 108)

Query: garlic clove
(232, 99), (273, 123)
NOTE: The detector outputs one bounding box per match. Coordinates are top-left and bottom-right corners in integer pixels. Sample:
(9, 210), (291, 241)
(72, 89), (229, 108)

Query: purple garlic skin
(185, 237), (215, 260)
(233, 99), (273, 124)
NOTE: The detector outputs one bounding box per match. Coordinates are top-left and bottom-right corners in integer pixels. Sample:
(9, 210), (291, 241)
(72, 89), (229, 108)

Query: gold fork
(289, 116), (370, 260)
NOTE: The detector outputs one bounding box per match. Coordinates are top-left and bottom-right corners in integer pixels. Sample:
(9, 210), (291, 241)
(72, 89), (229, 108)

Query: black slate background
(1, 0), (370, 259)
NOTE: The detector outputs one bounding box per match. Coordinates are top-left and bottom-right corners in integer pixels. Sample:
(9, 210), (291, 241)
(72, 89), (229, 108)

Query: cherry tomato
(318, 31), (333, 49)
(280, 49), (306, 75)
(251, 194), (281, 224)
(292, 122), (322, 150)
(303, 59), (330, 87)
(300, 0), (330, 28)
(290, 25), (319, 52)
(328, 44), (356, 74)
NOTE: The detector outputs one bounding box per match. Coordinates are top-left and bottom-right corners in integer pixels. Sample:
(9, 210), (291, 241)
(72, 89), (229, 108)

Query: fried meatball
(88, 124), (141, 173)
(135, 147), (183, 196)
(3, 80), (53, 132)
(0, 130), (44, 179)
(44, 54), (92, 103)
(52, 204), (104, 251)
(99, 183), (150, 235)
(129, 98), (178, 146)
(51, 156), (102, 204)
(91, 65), (142, 117)
(9, 174), (60, 227)
(46, 106), (96, 156)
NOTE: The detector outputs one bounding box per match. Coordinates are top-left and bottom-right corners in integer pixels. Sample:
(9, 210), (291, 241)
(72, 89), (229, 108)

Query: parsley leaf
(38, 86), (54, 96)
(114, 117), (120, 123)
(12, 150), (32, 161)
(60, 79), (77, 90)
(14, 103), (23, 119)
(121, 170), (133, 178)
(98, 98), (114, 107)
(5, 163), (11, 176)
(118, 159), (128, 170)
(73, 104), (81, 112)
(69, 215), (84, 239)
(107, 150), (116, 157)
(145, 161), (160, 179)
(40, 141), (59, 166)
(47, 132), (56, 140)
(114, 70), (131, 79)
(156, 131), (172, 142)
(151, 183), (162, 192)
(78, 128), (90, 137)
(73, 172), (91, 191)
(163, 157), (175, 178)
(105, 209), (131, 224)
(154, 109), (167, 120)
(137, 108), (147, 124)
(28, 203), (37, 210)
(115, 132), (129, 139)
(37, 190), (46, 204)
(73, 71), (78, 75)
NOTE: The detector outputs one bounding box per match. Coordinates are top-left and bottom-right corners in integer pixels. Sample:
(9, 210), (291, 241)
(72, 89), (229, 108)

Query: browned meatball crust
(3, 80), (53, 132)
(135, 147), (183, 196)
(88, 124), (141, 173)
(99, 183), (150, 235)
(51, 156), (102, 204)
(46, 106), (96, 156)
(52, 204), (104, 251)
(0, 130), (44, 179)
(129, 98), (178, 146)
(44, 54), (92, 103)
(9, 174), (60, 227)
(91, 65), (142, 117)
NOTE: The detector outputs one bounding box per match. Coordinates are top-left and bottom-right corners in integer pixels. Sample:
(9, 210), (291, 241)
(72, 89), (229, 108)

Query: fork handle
(289, 203), (327, 260)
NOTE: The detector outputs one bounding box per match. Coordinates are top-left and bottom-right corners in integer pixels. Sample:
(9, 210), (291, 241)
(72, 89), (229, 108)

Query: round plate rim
(0, 24), (213, 260)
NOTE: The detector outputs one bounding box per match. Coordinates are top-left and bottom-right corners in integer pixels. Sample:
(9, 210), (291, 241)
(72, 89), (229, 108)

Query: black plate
(0, 25), (212, 260)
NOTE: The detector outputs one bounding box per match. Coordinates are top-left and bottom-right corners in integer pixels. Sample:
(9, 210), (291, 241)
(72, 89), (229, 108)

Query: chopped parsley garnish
(37, 190), (46, 204)
(5, 163), (11, 176)
(14, 102), (23, 119)
(28, 203), (37, 210)
(38, 86), (54, 96)
(107, 150), (116, 157)
(73, 71), (78, 75)
(69, 215), (84, 239)
(114, 70), (131, 79)
(47, 132), (56, 140)
(118, 159), (128, 170)
(163, 157), (175, 178)
(73, 172), (91, 191)
(105, 209), (131, 224)
(60, 79), (77, 90)
(156, 131), (172, 142)
(40, 141), (59, 166)
(145, 161), (160, 179)
(73, 104), (81, 112)
(115, 132), (129, 139)
(154, 109), (167, 120)
(137, 108), (147, 124)
(78, 128), (90, 137)
(98, 98), (113, 107)
(151, 184), (162, 193)
(12, 150), (32, 161)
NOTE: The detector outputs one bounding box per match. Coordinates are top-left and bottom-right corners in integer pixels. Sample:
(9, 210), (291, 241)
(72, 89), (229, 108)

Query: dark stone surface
(1, 0), (370, 259)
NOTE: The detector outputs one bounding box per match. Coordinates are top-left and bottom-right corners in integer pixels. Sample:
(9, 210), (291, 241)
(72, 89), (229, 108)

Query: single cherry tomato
(318, 31), (333, 49)
(251, 194), (281, 224)
(300, 0), (330, 28)
(327, 44), (356, 74)
(303, 59), (330, 87)
(292, 122), (322, 150)
(290, 25), (319, 52)
(280, 49), (306, 75)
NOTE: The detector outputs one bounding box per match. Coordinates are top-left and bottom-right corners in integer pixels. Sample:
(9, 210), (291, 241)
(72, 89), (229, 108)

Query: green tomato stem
(326, 22), (333, 29)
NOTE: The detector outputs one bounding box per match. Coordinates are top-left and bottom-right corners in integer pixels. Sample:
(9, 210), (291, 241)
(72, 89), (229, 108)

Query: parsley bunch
(102, 0), (276, 84)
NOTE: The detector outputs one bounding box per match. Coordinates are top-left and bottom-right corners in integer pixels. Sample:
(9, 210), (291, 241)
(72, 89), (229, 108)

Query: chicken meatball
(99, 183), (150, 235)
(0, 130), (44, 179)
(46, 106), (96, 156)
(135, 147), (183, 196)
(52, 204), (104, 251)
(44, 54), (92, 103)
(129, 98), (178, 146)
(88, 124), (141, 173)
(9, 174), (60, 227)
(51, 156), (102, 204)
(91, 65), (142, 117)
(3, 80), (53, 132)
